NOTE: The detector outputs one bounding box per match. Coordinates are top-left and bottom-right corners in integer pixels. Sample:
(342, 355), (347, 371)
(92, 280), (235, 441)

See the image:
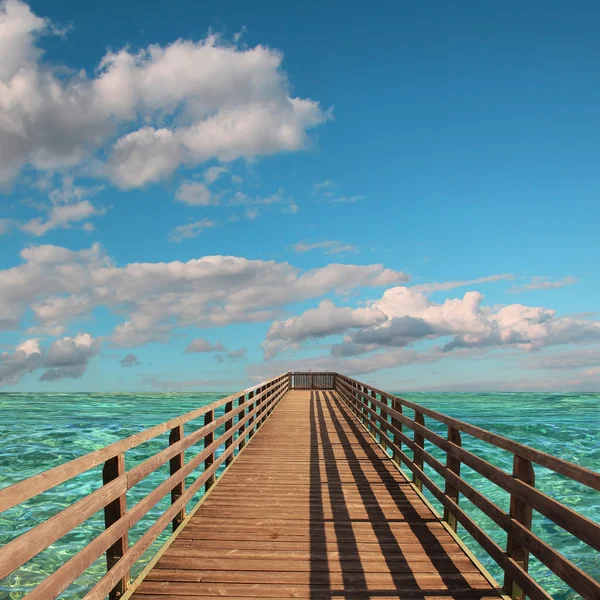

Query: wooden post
(444, 426), (461, 531)
(204, 410), (215, 492)
(391, 398), (403, 464)
(102, 454), (128, 599)
(247, 390), (256, 439)
(225, 399), (234, 466)
(238, 394), (247, 450)
(370, 388), (378, 434)
(413, 411), (425, 491)
(504, 456), (535, 600)
(259, 384), (269, 426)
(289, 371), (293, 390)
(169, 425), (185, 531)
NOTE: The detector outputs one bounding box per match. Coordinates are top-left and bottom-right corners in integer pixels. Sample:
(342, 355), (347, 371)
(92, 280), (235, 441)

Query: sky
(1, 0), (599, 392)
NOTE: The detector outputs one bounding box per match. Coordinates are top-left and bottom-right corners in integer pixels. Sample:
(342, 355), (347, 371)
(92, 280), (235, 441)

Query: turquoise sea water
(0, 391), (599, 599)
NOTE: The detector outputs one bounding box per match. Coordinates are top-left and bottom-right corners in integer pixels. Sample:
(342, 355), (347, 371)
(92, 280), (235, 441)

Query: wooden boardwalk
(131, 389), (501, 599)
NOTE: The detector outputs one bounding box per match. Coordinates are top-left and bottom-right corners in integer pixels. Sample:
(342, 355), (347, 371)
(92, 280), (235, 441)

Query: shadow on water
(308, 388), (496, 599)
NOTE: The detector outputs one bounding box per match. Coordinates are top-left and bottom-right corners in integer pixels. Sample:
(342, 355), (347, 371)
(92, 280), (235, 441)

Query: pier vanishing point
(1, 372), (599, 600)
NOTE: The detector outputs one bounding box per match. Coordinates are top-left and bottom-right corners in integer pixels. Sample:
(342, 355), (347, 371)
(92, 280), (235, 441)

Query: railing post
(102, 454), (128, 600)
(413, 411), (425, 491)
(225, 399), (234, 466)
(169, 425), (185, 531)
(238, 394), (247, 450)
(247, 390), (256, 439)
(504, 456), (535, 600)
(289, 371), (293, 390)
(391, 397), (403, 464)
(259, 384), (269, 426)
(364, 386), (373, 433)
(204, 409), (214, 492)
(370, 388), (379, 433)
(444, 426), (461, 531)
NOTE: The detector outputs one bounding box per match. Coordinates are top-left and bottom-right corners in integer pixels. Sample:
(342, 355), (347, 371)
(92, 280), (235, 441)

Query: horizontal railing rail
(0, 372), (290, 600)
(334, 372), (600, 600)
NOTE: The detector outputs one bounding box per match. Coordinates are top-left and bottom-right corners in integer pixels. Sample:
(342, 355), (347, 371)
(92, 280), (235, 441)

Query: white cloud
(264, 299), (387, 358)
(216, 347), (247, 363)
(245, 208), (258, 220)
(0, 1), (328, 187)
(0, 332), (100, 385)
(509, 276), (579, 294)
(175, 181), (214, 206)
(184, 338), (225, 353)
(20, 200), (106, 236)
(292, 240), (357, 255)
(264, 283), (600, 361)
(168, 219), (216, 242)
(0, 243), (409, 349)
(203, 166), (227, 184)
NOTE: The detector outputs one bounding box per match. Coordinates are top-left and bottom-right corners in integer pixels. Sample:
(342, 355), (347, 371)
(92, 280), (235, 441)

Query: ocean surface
(0, 391), (598, 599)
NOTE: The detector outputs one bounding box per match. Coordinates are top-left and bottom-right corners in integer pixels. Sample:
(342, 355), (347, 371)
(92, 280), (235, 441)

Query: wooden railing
(290, 371), (335, 389)
(0, 372), (289, 600)
(334, 373), (600, 600)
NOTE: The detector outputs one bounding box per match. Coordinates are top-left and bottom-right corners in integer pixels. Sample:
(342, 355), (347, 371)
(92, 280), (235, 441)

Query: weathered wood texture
(131, 389), (501, 600)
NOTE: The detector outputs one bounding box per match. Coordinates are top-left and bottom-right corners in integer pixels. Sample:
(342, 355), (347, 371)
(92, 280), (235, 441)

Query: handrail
(0, 372), (290, 600)
(334, 373), (600, 600)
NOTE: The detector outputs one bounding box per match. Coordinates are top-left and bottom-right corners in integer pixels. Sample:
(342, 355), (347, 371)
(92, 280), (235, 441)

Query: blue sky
(1, 0), (599, 391)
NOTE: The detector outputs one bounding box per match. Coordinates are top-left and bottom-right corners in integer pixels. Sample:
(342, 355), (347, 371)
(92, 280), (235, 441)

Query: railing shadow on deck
(308, 389), (497, 600)
(332, 374), (600, 600)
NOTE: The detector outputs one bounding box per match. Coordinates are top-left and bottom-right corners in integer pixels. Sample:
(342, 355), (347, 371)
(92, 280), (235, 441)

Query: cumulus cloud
(509, 276), (579, 294)
(0, 243), (408, 349)
(216, 348), (247, 363)
(175, 182), (215, 206)
(203, 166), (227, 184)
(20, 200), (106, 236)
(0, 333), (100, 385)
(264, 284), (600, 360)
(184, 338), (225, 353)
(264, 300), (387, 359)
(0, 0), (328, 187)
(168, 219), (216, 242)
(292, 241), (357, 255)
(120, 353), (141, 367)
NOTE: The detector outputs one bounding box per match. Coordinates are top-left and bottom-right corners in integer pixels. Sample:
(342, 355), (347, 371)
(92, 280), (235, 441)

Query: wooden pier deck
(1, 371), (599, 600)
(131, 389), (501, 599)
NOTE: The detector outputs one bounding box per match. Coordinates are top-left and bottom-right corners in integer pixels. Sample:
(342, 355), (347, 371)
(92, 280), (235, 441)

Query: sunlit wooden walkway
(131, 389), (501, 599)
